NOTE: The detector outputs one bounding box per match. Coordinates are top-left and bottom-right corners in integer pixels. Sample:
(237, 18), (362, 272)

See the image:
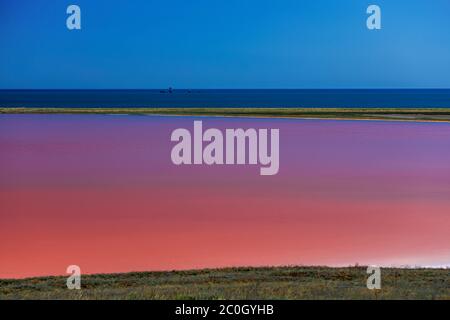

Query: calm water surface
(1, 115), (449, 278)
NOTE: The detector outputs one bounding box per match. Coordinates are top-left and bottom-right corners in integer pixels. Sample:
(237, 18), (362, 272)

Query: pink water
(1, 115), (449, 278)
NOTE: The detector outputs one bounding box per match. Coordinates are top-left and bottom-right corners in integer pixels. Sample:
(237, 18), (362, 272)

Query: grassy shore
(2, 107), (450, 122)
(1, 266), (448, 300)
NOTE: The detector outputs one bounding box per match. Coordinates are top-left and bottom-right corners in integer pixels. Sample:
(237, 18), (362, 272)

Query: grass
(1, 107), (450, 122)
(1, 266), (448, 300)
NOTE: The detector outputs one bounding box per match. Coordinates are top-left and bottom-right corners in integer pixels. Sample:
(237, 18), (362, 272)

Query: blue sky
(1, 0), (450, 89)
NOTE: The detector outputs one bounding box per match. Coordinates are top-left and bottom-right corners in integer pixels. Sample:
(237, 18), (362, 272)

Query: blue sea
(1, 89), (450, 108)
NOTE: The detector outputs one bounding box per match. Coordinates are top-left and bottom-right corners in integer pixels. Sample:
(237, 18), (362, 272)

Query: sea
(1, 89), (450, 108)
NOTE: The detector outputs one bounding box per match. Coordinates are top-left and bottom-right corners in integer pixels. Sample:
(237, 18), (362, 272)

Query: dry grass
(1, 266), (448, 300)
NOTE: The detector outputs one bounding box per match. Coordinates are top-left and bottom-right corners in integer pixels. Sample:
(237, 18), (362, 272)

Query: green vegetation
(1, 266), (448, 300)
(2, 107), (450, 122)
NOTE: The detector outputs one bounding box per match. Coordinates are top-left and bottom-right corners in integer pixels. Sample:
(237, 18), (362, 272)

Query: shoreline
(147, 113), (450, 123)
(2, 264), (448, 281)
(2, 107), (450, 123)
(0, 107), (450, 123)
(1, 266), (448, 299)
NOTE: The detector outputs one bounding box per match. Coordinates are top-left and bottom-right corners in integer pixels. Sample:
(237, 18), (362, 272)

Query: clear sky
(1, 0), (450, 89)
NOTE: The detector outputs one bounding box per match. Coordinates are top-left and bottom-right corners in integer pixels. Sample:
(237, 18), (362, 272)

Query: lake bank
(2, 107), (450, 122)
(1, 266), (448, 299)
